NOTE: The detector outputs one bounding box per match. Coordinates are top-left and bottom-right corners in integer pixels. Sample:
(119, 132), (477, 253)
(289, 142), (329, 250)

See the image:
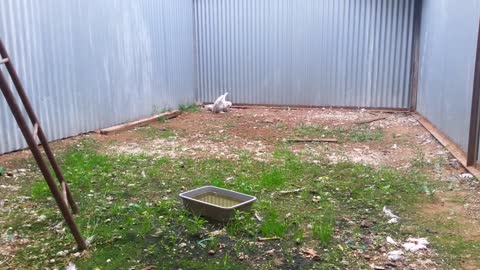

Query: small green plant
(294, 230), (304, 245)
(259, 168), (286, 189)
(206, 237), (219, 250)
(294, 124), (383, 142)
(136, 126), (176, 139)
(159, 129), (176, 139)
(31, 180), (50, 199)
(184, 215), (207, 237)
(158, 116), (168, 123)
(226, 210), (257, 237)
(234, 176), (257, 195)
(313, 221), (334, 246)
(259, 209), (287, 237)
(179, 103), (200, 113)
(350, 127), (384, 142)
(274, 122), (288, 130)
(411, 150), (428, 170)
(218, 254), (245, 270)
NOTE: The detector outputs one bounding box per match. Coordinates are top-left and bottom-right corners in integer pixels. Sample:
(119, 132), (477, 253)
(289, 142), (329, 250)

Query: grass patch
(135, 126), (177, 139)
(259, 168), (287, 189)
(312, 207), (335, 246)
(157, 116), (169, 123)
(409, 213), (480, 267)
(295, 124), (384, 142)
(226, 211), (257, 237)
(4, 139), (475, 269)
(179, 103), (200, 113)
(313, 221), (334, 246)
(259, 209), (287, 237)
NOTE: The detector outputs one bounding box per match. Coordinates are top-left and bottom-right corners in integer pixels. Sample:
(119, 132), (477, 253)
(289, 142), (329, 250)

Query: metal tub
(179, 186), (256, 222)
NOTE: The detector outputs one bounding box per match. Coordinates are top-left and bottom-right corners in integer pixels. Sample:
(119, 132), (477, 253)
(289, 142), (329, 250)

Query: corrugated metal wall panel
(417, 0), (480, 152)
(0, 0), (195, 154)
(195, 0), (415, 108)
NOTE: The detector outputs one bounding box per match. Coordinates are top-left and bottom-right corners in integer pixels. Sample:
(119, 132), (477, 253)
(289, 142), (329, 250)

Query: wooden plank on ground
(415, 114), (480, 178)
(229, 104), (409, 113)
(354, 116), (387, 125)
(98, 110), (181, 135)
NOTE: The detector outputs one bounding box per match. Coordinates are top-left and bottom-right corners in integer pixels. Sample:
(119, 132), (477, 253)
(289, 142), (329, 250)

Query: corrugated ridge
(195, 0), (415, 108)
(417, 0), (480, 152)
(0, 0), (195, 154)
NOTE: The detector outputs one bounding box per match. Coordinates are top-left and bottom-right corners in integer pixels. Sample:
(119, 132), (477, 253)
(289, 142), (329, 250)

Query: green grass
(157, 116), (169, 123)
(3, 139), (478, 269)
(312, 221), (334, 246)
(259, 168), (287, 189)
(179, 103), (200, 113)
(226, 211), (257, 237)
(312, 206), (335, 246)
(295, 124), (384, 142)
(349, 128), (384, 142)
(259, 209), (287, 237)
(409, 214), (480, 267)
(135, 126), (177, 139)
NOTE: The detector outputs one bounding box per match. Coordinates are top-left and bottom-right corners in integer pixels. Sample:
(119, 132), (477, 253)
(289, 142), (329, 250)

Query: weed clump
(259, 209), (287, 237)
(179, 103), (200, 113)
(294, 124), (384, 142)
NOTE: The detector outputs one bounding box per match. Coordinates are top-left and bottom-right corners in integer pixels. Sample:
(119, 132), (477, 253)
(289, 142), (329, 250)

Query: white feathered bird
(206, 92), (232, 113)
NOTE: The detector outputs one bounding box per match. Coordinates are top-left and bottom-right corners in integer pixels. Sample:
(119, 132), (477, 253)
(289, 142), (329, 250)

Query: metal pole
(0, 71), (87, 251)
(0, 40), (79, 213)
(467, 19), (480, 166)
(408, 0), (423, 112)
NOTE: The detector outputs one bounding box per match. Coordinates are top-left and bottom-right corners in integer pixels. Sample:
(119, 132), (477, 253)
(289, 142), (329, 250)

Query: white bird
(207, 92), (232, 113)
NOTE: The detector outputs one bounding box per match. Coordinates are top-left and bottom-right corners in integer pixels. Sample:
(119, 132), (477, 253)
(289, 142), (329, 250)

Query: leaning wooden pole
(0, 42), (86, 251)
(0, 40), (79, 214)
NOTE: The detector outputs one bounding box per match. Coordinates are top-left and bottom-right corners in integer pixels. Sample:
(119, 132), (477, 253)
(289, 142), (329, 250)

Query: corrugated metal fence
(0, 0), (195, 154)
(0, 0), (434, 154)
(195, 0), (415, 108)
(417, 0), (480, 152)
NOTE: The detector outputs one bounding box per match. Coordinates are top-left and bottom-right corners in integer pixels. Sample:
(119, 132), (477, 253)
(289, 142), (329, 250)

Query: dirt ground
(1, 107), (479, 269)
(0, 108), (459, 168)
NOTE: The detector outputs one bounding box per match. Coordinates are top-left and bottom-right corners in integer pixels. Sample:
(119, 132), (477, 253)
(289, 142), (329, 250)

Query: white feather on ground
(402, 238), (429, 252)
(386, 236), (398, 245)
(65, 262), (77, 270)
(383, 206), (400, 224)
(387, 250), (404, 261)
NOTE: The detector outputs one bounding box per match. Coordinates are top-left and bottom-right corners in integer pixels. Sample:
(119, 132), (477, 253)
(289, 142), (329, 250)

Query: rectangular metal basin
(179, 186), (256, 222)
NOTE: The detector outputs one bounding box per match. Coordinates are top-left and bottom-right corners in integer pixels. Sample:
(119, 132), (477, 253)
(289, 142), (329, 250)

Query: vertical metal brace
(467, 19), (480, 166)
(0, 40), (86, 250)
(408, 0), (423, 112)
